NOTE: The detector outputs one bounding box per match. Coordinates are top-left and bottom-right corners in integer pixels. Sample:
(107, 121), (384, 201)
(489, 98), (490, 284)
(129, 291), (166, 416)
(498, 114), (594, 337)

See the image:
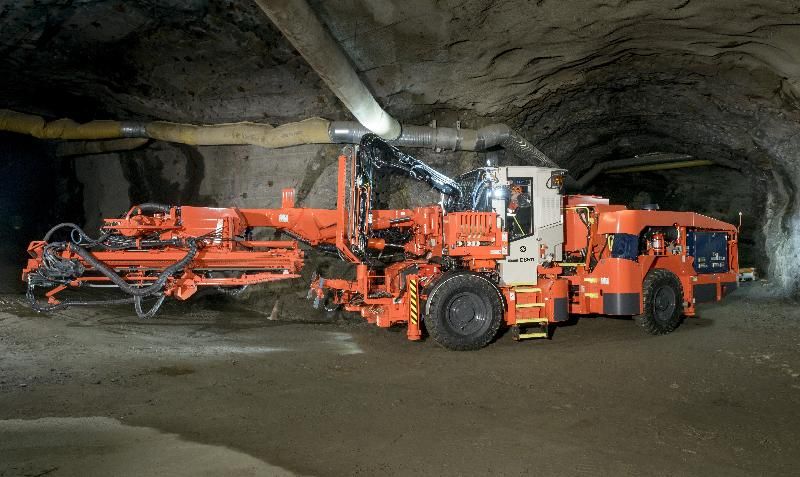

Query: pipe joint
(120, 122), (148, 138)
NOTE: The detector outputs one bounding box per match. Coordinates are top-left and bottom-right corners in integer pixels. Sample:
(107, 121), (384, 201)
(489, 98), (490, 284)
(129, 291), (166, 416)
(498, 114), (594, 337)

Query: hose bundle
(27, 213), (198, 319)
(357, 134), (462, 199)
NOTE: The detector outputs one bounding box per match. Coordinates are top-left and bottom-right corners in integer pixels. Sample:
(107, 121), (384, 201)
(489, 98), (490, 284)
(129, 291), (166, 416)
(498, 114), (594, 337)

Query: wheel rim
(653, 285), (676, 323)
(444, 291), (490, 336)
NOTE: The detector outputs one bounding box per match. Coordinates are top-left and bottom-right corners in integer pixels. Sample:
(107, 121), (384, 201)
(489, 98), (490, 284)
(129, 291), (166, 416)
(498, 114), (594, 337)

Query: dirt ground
(1, 284), (799, 476)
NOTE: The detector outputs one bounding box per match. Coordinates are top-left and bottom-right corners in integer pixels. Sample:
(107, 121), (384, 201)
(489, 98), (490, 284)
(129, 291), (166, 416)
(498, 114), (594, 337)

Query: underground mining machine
(23, 135), (739, 350)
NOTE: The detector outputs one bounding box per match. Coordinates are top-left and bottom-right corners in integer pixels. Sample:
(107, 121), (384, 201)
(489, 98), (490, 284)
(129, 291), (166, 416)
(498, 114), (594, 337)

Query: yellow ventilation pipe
(604, 159), (714, 174)
(0, 109), (332, 148)
(0, 108), (561, 168)
(0, 109), (124, 140)
(145, 118), (330, 147)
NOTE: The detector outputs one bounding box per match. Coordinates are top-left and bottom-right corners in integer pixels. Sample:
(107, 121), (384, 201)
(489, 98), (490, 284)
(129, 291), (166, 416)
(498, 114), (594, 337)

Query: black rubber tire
(425, 272), (504, 351)
(636, 269), (684, 335)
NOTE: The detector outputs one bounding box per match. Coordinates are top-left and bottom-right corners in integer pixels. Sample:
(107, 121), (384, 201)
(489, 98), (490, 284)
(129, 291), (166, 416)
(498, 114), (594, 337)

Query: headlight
(492, 186), (511, 200)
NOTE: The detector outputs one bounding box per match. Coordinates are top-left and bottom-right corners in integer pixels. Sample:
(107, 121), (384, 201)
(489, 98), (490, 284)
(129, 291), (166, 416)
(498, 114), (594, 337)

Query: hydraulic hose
(29, 220), (198, 319)
(28, 240), (195, 319)
(26, 284), (137, 313)
(134, 294), (167, 319)
(26, 281), (166, 320)
(67, 239), (198, 297)
(134, 203), (171, 215)
(44, 222), (91, 242)
(43, 222), (110, 246)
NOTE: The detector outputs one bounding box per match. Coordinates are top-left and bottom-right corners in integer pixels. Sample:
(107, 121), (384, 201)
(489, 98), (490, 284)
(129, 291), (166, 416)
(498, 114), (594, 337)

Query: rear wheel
(636, 269), (684, 335)
(425, 273), (504, 351)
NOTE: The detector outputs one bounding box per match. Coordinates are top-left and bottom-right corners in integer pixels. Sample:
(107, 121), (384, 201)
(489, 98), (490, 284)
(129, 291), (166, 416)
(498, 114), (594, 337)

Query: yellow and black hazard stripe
(409, 278), (419, 325)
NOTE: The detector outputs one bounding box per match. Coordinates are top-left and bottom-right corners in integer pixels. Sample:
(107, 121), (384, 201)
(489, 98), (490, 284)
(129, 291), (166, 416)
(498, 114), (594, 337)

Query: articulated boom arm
(23, 204), (309, 318)
(22, 141), (453, 319)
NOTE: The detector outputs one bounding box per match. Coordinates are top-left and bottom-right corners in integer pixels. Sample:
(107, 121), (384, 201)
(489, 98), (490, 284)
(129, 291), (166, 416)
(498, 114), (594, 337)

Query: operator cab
(451, 166), (567, 285)
(506, 178), (534, 240)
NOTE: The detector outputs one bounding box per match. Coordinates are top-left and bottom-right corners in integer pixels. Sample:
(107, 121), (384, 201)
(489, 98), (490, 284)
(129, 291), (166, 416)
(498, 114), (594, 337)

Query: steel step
(516, 302), (545, 308)
(511, 324), (549, 341)
(515, 318), (549, 325)
(517, 331), (548, 339)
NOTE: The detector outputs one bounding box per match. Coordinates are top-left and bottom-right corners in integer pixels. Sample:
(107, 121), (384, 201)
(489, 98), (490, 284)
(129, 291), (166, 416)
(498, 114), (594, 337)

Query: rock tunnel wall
(0, 133), (83, 292)
(75, 143), (341, 231)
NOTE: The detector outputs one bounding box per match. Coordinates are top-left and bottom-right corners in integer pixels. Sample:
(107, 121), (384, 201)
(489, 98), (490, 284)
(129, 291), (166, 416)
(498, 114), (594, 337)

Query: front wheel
(425, 273), (504, 351)
(636, 269), (684, 335)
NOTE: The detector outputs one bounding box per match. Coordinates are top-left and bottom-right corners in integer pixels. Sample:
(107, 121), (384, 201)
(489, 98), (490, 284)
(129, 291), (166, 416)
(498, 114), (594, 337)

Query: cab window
(507, 177), (533, 240)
